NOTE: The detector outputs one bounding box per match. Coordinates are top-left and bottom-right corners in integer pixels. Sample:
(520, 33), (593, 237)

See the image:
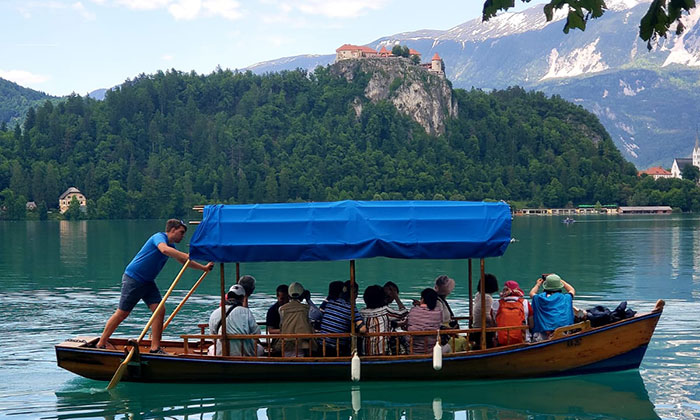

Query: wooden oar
(163, 269), (209, 331)
(107, 259), (191, 390)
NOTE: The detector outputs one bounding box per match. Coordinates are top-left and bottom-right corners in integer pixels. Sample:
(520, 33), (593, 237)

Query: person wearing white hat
(208, 284), (263, 356)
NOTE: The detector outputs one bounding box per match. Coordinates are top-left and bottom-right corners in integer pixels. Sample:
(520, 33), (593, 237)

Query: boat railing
(180, 325), (531, 358)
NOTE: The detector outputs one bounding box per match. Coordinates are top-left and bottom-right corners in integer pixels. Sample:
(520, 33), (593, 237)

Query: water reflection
(53, 371), (658, 420)
(59, 220), (88, 269)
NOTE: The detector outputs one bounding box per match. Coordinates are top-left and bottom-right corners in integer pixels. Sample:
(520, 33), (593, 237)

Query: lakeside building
(670, 135), (700, 178)
(638, 166), (673, 180)
(517, 205), (671, 215)
(58, 187), (86, 214)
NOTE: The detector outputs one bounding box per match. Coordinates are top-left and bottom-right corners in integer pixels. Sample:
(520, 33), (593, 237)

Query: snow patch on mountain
(541, 38), (608, 80)
(663, 7), (700, 67)
(605, 0), (649, 12)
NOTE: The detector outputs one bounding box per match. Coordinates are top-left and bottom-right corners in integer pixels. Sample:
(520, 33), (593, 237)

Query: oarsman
(96, 219), (213, 354)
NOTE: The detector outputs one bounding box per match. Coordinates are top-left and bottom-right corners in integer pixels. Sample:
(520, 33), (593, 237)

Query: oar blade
(106, 348), (134, 390)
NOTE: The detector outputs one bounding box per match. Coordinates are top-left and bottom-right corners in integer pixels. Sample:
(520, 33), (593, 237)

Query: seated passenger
(406, 288), (443, 354)
(208, 284), (263, 356)
(434, 275), (458, 329)
(360, 285), (408, 355)
(472, 273), (499, 349)
(237, 274), (256, 307)
(494, 280), (533, 345)
(318, 281), (366, 355)
(266, 284), (289, 334)
(529, 273), (576, 341)
(315, 281), (344, 330)
(278, 282), (318, 357)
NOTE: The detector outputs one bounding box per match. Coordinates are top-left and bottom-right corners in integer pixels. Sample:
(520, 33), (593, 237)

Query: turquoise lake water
(0, 216), (699, 419)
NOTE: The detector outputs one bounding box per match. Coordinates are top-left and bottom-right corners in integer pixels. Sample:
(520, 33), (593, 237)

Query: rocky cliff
(330, 57), (457, 136)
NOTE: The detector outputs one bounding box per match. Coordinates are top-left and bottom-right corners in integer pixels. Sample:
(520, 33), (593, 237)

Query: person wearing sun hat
(208, 284), (263, 356)
(493, 280), (534, 345)
(528, 273), (576, 342)
(278, 282), (319, 357)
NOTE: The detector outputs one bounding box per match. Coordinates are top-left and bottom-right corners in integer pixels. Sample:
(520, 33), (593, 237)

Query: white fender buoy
(351, 386), (361, 413)
(433, 337), (443, 371)
(351, 351), (361, 382)
(432, 397), (443, 420)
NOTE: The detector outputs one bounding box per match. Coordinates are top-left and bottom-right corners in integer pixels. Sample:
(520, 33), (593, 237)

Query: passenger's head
(434, 275), (455, 297)
(342, 280), (359, 301)
(238, 275), (256, 297)
(165, 219), (187, 243)
(363, 285), (385, 309)
(288, 282), (305, 301)
(327, 281), (344, 300)
(383, 281), (399, 304)
(544, 274), (564, 293)
(501, 280), (524, 298)
(226, 284), (245, 303)
(276, 284), (289, 304)
(477, 273), (499, 294)
(420, 288), (439, 310)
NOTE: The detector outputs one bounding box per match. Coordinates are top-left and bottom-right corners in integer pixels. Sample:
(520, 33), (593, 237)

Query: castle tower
(693, 132), (700, 168)
(431, 53), (443, 74)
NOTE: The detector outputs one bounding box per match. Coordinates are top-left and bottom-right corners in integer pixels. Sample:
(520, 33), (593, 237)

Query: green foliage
(64, 196), (83, 220)
(682, 163), (700, 182)
(482, 0), (695, 50)
(0, 66), (697, 219)
(0, 78), (59, 125)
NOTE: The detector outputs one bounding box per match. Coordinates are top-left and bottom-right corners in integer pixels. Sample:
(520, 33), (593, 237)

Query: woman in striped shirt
(406, 288), (443, 354)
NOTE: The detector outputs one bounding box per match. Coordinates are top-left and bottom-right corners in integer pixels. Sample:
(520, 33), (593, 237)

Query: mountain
(0, 78), (57, 125)
(88, 88), (108, 101)
(245, 0), (700, 169)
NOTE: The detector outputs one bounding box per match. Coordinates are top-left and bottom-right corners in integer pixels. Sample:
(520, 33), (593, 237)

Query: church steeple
(693, 129), (700, 167)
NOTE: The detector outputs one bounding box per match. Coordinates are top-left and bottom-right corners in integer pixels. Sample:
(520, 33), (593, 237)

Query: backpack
(496, 298), (526, 345)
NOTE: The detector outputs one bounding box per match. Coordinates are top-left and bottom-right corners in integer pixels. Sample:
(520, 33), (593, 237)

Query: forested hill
(0, 78), (58, 126)
(1, 64), (698, 220)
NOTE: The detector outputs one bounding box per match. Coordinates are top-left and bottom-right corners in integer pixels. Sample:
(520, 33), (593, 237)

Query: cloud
(112, 0), (241, 20)
(292, 0), (389, 18)
(0, 69), (50, 86)
(72, 2), (96, 20)
(16, 1), (96, 20)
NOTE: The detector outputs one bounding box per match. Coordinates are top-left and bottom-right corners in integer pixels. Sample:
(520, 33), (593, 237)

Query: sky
(1, 0), (544, 97)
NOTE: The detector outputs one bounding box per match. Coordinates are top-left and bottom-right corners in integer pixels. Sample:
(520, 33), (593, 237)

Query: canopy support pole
(220, 263), (228, 356)
(468, 259), (473, 329)
(350, 259), (357, 354)
(236, 263), (240, 284)
(479, 259), (486, 350)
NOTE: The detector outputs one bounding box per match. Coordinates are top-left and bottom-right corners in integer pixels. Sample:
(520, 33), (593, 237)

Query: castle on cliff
(335, 44), (444, 76)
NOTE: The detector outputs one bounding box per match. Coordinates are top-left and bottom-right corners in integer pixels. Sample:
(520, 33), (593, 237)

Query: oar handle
(136, 259), (191, 342)
(163, 269), (209, 331)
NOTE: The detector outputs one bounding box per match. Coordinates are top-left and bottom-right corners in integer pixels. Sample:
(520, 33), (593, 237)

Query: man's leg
(97, 309), (129, 348)
(148, 303), (165, 351)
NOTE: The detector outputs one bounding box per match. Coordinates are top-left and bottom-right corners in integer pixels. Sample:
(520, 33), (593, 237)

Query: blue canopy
(188, 200), (511, 263)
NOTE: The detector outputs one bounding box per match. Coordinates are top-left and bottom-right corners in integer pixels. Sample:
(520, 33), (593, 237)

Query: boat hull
(56, 311), (660, 382)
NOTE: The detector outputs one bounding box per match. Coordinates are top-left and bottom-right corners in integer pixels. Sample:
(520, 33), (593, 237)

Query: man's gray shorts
(118, 274), (162, 312)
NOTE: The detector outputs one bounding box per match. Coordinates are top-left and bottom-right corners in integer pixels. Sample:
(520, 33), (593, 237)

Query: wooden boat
(55, 200), (664, 383)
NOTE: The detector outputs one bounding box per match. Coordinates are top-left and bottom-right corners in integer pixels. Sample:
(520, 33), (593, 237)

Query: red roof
(379, 46), (390, 54)
(638, 166), (672, 176)
(432, 53), (441, 60)
(409, 48), (421, 56)
(336, 44), (377, 53)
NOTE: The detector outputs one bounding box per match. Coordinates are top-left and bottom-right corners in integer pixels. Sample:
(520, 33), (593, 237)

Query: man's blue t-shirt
(532, 292), (574, 332)
(124, 232), (173, 283)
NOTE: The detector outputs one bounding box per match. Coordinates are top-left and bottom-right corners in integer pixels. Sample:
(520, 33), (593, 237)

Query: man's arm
(529, 278), (544, 298)
(561, 280), (575, 297)
(157, 242), (214, 271)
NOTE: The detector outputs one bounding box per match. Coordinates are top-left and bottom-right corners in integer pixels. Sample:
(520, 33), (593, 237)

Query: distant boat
(562, 217), (576, 224)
